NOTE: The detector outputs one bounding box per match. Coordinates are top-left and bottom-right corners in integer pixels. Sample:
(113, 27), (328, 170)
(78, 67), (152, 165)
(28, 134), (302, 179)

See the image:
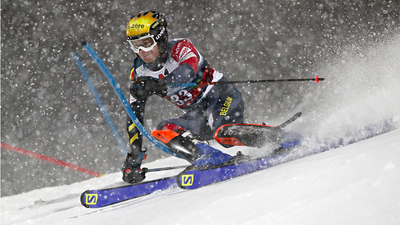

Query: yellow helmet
(126, 11), (167, 41)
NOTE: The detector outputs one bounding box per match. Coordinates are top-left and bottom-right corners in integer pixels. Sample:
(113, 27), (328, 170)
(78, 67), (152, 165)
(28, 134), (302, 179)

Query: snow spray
(294, 34), (400, 144)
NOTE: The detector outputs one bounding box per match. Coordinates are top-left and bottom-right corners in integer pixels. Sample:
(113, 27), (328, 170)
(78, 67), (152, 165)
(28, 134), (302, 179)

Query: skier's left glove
(121, 156), (148, 183)
(130, 76), (168, 99)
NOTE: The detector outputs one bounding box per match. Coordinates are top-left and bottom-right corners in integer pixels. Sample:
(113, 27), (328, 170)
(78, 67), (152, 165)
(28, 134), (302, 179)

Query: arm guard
(126, 97), (147, 164)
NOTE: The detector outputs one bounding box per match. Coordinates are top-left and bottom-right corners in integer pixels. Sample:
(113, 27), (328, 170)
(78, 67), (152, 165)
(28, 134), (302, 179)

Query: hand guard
(130, 76), (168, 99)
(121, 156), (147, 183)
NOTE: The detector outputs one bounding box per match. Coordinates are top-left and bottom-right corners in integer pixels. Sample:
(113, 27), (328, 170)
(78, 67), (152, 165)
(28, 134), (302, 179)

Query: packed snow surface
(2, 128), (400, 225)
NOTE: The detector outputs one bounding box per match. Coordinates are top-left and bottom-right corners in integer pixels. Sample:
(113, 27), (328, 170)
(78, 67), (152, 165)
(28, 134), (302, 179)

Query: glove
(130, 76), (168, 99)
(121, 155), (147, 183)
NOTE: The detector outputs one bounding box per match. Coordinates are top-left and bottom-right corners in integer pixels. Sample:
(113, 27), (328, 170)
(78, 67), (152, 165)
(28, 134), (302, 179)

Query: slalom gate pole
(72, 53), (128, 155)
(1, 143), (103, 177)
(170, 76), (324, 87)
(81, 42), (182, 159)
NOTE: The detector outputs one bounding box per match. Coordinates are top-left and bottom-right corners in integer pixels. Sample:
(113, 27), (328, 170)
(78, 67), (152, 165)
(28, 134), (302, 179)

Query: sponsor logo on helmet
(127, 24), (145, 29)
(155, 27), (165, 41)
(151, 21), (159, 29)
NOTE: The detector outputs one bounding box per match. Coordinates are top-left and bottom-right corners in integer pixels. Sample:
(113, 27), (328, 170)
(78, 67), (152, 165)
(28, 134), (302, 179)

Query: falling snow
(1, 1), (400, 197)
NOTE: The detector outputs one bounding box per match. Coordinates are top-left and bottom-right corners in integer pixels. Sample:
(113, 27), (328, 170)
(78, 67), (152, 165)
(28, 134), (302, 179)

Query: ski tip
(80, 190), (91, 208)
(81, 41), (87, 46)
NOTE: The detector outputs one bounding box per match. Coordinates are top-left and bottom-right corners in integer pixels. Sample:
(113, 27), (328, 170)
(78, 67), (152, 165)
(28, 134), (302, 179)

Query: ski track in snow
(2, 129), (400, 225)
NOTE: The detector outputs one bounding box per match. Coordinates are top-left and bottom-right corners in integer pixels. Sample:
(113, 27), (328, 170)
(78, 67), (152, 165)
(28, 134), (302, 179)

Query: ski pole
(170, 76), (324, 87)
(145, 165), (188, 172)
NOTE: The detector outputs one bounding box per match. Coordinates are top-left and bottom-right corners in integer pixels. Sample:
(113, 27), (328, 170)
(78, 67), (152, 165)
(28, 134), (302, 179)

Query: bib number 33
(170, 90), (193, 106)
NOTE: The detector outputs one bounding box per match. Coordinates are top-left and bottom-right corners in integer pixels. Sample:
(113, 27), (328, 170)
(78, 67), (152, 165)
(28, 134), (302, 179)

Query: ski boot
(152, 128), (233, 168)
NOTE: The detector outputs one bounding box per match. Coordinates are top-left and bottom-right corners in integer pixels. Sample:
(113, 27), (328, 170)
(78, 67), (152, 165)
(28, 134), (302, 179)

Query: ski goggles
(128, 35), (157, 53)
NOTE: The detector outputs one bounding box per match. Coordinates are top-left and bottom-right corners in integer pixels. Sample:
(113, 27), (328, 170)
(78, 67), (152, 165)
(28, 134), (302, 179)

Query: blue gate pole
(81, 43), (182, 158)
(72, 53), (128, 155)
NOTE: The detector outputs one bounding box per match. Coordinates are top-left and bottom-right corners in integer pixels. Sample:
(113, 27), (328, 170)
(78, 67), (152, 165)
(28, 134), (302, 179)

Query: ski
(177, 146), (296, 189)
(178, 117), (398, 190)
(80, 175), (179, 208)
(79, 146), (294, 208)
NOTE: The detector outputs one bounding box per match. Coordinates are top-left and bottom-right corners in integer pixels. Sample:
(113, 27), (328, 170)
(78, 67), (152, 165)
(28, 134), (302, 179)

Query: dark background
(1, 0), (399, 196)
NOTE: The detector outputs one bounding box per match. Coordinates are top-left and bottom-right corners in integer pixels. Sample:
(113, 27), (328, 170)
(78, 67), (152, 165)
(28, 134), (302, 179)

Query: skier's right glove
(130, 76), (168, 99)
(121, 155), (147, 183)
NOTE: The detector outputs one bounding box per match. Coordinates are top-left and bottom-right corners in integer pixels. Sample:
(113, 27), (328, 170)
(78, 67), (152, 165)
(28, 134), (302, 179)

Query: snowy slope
(2, 128), (400, 225)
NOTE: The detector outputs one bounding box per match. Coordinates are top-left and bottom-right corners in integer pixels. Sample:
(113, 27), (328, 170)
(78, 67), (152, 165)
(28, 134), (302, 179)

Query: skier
(122, 10), (245, 183)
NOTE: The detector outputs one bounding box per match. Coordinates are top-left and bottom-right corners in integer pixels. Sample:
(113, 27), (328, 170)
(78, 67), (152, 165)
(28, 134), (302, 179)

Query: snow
(2, 2), (400, 224)
(2, 129), (400, 225)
